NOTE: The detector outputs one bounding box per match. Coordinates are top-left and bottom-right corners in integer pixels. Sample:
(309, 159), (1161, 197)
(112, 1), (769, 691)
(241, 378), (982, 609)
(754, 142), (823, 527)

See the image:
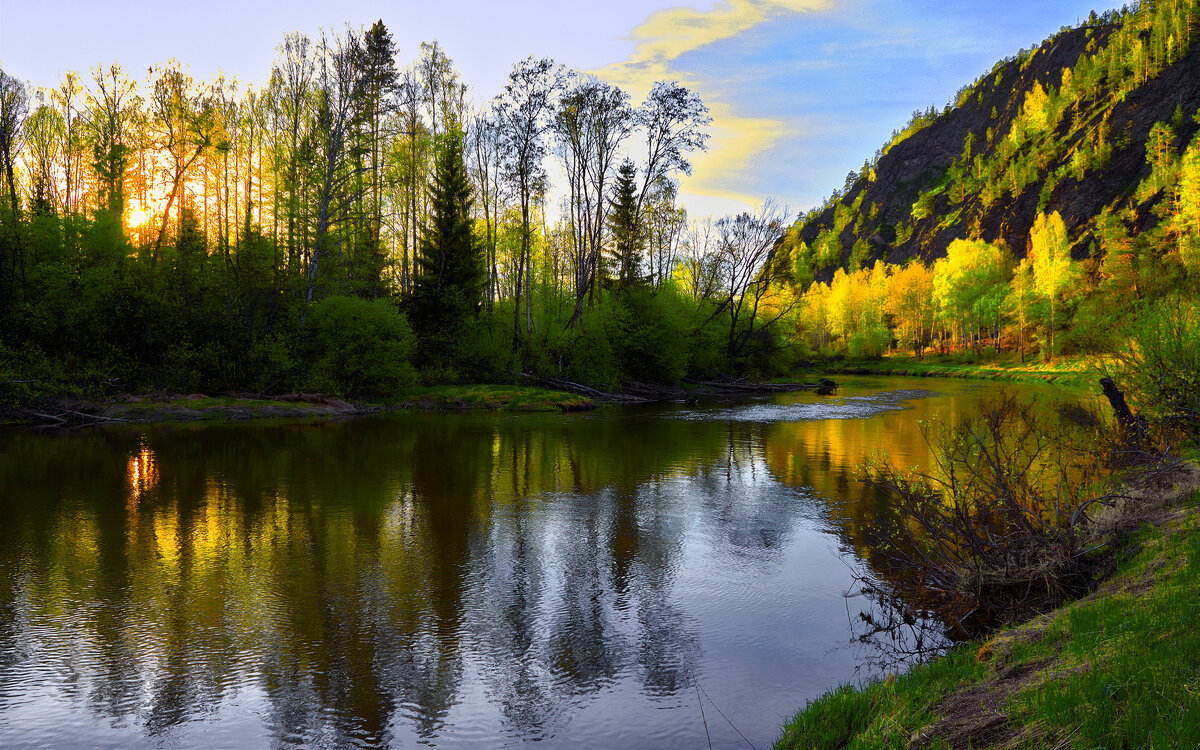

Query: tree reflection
(0, 401), (889, 747)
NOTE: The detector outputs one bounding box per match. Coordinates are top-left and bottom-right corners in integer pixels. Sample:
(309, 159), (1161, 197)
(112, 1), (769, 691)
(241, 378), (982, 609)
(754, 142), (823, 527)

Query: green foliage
(1110, 296), (1200, 433)
(305, 296), (417, 396)
(603, 286), (690, 383)
(607, 159), (644, 287)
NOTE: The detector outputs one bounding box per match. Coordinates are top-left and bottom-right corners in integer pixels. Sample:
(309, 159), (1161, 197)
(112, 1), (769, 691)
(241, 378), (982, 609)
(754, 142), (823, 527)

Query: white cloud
(592, 0), (833, 212)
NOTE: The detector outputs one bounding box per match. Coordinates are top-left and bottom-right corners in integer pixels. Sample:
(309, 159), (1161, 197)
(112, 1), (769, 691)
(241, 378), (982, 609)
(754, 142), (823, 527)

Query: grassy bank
(803, 354), (1099, 388)
(777, 474), (1200, 749)
(388, 384), (595, 412)
(4, 385), (594, 428)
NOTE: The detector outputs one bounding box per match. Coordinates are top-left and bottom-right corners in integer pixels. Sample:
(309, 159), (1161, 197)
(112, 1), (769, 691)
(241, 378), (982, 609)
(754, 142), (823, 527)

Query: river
(0, 377), (1082, 749)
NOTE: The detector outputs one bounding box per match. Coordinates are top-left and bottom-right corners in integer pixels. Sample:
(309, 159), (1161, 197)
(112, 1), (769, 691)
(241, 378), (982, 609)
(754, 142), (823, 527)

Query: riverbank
(1, 385), (597, 428)
(3, 378), (848, 428)
(802, 354), (1098, 388)
(776, 465), (1200, 749)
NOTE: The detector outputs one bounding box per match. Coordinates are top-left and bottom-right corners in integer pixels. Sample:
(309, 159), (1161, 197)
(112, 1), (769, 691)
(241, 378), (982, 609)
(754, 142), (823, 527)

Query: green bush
(1110, 296), (1200, 434)
(306, 296), (418, 396)
(604, 287), (690, 384)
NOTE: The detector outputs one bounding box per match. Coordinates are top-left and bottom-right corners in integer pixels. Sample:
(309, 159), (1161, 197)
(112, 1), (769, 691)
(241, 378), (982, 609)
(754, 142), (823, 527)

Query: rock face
(790, 18), (1200, 273)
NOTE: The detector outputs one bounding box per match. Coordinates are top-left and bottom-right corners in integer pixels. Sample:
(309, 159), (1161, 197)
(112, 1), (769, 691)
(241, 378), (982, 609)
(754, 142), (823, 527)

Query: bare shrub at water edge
(848, 393), (1175, 663)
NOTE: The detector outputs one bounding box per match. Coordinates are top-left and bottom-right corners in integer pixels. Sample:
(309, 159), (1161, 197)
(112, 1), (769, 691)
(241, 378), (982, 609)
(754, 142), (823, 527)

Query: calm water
(0, 378), (1075, 749)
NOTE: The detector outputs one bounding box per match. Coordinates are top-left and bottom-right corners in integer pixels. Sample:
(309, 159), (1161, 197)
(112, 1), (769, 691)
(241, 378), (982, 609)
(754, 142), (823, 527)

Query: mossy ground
(776, 482), (1200, 750)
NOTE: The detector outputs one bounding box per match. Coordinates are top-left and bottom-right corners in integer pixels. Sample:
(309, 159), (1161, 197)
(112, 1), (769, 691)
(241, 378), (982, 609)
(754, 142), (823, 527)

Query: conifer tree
(607, 158), (642, 288)
(412, 128), (485, 329)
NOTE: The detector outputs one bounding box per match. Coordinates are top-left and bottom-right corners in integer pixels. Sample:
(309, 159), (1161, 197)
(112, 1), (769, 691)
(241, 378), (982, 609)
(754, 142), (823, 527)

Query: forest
(0, 0), (1199, 401)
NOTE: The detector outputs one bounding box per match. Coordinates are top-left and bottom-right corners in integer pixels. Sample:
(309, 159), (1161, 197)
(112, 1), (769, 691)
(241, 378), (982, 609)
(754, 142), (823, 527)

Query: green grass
(776, 492), (1200, 749)
(1008, 514), (1200, 748)
(804, 353), (1100, 388)
(386, 384), (594, 412)
(776, 649), (987, 749)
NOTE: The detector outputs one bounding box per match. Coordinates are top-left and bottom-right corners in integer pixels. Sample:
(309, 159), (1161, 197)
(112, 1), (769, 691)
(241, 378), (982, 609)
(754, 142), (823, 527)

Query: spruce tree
(607, 159), (643, 289)
(412, 128), (485, 332)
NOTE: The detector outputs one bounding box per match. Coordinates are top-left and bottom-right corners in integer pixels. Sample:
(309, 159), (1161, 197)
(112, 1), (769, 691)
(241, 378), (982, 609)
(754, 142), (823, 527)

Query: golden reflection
(126, 445), (158, 507)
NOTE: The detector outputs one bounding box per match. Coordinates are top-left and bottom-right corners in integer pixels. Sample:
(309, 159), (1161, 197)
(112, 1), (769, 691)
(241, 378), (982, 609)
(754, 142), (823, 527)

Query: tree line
(0, 22), (805, 399)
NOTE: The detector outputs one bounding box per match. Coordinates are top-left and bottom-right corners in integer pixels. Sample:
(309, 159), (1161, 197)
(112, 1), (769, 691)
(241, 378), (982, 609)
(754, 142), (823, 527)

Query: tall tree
(412, 128), (484, 329)
(606, 159), (642, 289)
(307, 28), (369, 300)
(494, 56), (564, 339)
(86, 63), (140, 220)
(0, 69), (29, 308)
(634, 81), (711, 220)
(1029, 210), (1079, 360)
(147, 60), (219, 268)
(359, 21), (399, 260)
(554, 74), (632, 324)
(715, 199), (791, 359)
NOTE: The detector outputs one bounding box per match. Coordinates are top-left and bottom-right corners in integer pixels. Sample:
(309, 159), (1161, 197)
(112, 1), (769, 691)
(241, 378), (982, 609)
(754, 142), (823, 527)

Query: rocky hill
(786, 2), (1200, 277)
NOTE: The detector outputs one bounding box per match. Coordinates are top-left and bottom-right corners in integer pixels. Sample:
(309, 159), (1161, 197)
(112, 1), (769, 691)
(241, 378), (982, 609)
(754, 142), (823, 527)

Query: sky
(1, 0), (1123, 219)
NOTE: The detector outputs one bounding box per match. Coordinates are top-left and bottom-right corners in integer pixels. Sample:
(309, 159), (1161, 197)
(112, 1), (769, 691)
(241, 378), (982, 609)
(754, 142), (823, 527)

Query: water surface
(0, 378), (1072, 748)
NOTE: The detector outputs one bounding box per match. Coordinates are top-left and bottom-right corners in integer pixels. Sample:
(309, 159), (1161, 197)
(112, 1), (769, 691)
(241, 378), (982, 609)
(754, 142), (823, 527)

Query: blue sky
(1, 0), (1122, 218)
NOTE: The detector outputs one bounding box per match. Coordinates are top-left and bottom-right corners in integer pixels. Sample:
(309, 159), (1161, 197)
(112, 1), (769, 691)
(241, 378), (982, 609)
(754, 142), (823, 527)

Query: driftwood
(21, 408), (129, 429)
(523, 373), (838, 403)
(684, 377), (838, 395)
(519, 374), (652, 404)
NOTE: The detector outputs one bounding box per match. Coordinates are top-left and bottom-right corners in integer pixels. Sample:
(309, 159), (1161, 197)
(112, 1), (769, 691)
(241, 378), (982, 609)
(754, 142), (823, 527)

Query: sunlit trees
(1028, 211), (1079, 360)
(932, 239), (1011, 354)
(147, 60), (219, 267)
(1005, 257), (1037, 363)
(885, 260), (934, 357)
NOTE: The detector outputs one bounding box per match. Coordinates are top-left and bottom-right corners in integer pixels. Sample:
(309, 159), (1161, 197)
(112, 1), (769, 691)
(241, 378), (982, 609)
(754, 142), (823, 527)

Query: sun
(127, 204), (149, 229)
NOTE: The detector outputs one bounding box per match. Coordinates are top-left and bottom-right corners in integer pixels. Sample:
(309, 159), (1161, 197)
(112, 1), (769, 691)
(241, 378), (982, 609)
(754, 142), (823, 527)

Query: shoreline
(775, 465), (1200, 749)
(1, 386), (596, 429)
(1, 379), (848, 429)
(802, 355), (1098, 387)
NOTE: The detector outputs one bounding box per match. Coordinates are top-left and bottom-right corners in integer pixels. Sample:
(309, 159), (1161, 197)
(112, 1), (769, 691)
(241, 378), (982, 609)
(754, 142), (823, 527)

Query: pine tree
(412, 128), (485, 329)
(607, 159), (643, 289)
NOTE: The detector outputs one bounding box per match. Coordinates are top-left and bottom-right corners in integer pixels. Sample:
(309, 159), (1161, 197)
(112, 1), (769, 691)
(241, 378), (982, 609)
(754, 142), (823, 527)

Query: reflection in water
(0, 379), (1069, 748)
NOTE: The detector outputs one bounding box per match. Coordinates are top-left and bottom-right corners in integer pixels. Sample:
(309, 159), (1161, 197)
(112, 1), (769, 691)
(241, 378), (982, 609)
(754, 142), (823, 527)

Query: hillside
(785, 2), (1200, 275)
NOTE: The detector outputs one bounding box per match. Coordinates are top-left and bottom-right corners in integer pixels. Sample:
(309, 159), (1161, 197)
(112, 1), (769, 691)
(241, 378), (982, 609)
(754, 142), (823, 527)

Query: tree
(307, 28), (370, 300)
(412, 129), (484, 329)
(644, 177), (686, 289)
(714, 199), (791, 360)
(147, 60), (218, 266)
(0, 69), (28, 310)
(359, 21), (399, 256)
(1029, 211), (1079, 360)
(554, 74), (632, 324)
(634, 81), (711, 220)
(607, 159), (642, 289)
(494, 57), (564, 340)
(885, 260), (934, 357)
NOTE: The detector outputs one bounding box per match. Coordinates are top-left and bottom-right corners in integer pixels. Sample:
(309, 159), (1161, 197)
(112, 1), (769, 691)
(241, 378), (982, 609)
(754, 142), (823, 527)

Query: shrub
(305, 296), (417, 396)
(1109, 296), (1200, 436)
(854, 394), (1121, 648)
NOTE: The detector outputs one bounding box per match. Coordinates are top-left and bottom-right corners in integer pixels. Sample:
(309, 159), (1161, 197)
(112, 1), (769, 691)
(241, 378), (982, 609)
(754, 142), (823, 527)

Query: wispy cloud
(593, 0), (834, 212)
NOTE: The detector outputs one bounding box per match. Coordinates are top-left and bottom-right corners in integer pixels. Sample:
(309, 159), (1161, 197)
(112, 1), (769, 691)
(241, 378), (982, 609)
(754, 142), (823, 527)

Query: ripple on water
(669, 389), (937, 423)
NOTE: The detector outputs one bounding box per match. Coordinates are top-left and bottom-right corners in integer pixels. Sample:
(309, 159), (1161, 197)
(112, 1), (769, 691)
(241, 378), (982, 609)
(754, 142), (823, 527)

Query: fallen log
(22, 408), (129, 429)
(519, 373), (651, 404)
